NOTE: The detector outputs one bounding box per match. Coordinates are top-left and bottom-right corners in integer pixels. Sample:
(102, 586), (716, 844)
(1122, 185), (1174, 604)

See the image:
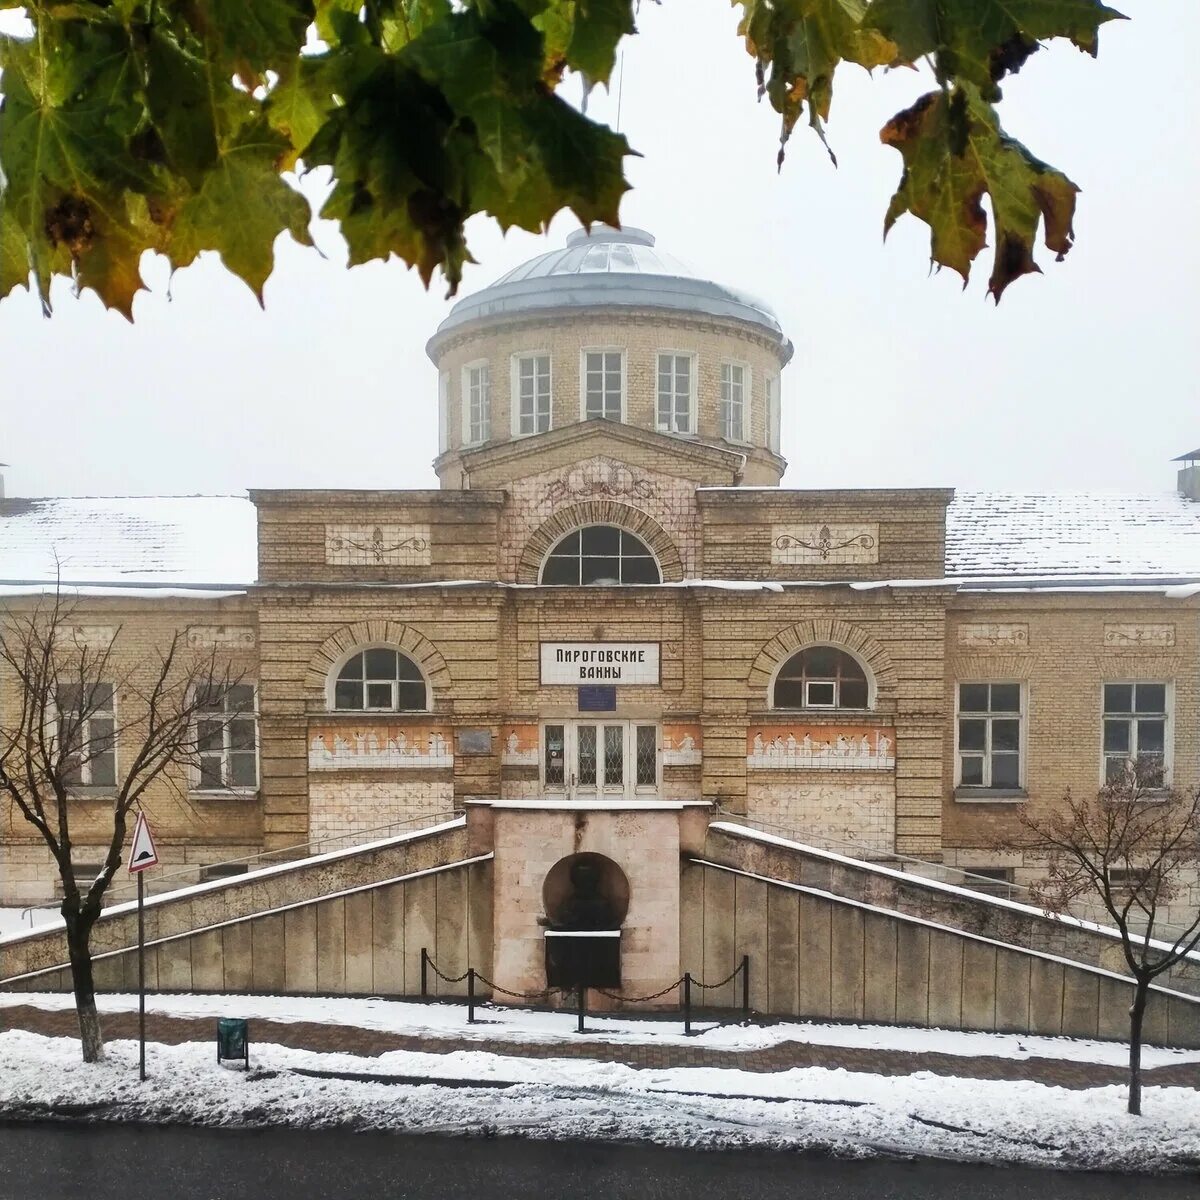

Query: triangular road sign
(128, 812), (159, 874)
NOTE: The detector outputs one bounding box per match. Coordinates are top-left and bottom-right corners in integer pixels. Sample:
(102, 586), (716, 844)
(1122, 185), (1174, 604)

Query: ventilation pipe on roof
(1174, 448), (1200, 502)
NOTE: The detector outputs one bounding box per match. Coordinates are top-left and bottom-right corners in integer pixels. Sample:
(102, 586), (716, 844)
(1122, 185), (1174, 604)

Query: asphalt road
(0, 1123), (1195, 1200)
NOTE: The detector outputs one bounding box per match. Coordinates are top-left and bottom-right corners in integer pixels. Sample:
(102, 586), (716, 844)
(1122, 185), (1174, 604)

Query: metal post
(741, 954), (750, 1018)
(467, 968), (476, 1025)
(420, 947), (429, 1001)
(683, 972), (692, 1037)
(577, 984), (586, 1034)
(137, 871), (146, 1081)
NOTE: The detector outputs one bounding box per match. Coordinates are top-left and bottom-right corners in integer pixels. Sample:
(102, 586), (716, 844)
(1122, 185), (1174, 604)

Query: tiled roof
(946, 492), (1200, 581)
(0, 496), (256, 588)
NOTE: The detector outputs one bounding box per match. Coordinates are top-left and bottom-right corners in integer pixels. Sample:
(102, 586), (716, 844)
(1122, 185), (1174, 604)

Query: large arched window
(773, 646), (869, 710)
(540, 526), (662, 585)
(333, 648), (427, 711)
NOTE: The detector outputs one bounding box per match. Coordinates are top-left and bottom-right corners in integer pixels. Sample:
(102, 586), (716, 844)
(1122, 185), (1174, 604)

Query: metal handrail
(713, 806), (1195, 942)
(101, 806), (460, 903)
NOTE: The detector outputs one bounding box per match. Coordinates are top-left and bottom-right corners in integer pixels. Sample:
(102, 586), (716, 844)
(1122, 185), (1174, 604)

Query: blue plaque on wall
(578, 685), (617, 712)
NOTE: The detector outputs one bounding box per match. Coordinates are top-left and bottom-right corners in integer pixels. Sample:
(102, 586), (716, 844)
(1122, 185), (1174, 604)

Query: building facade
(3, 225), (1200, 934)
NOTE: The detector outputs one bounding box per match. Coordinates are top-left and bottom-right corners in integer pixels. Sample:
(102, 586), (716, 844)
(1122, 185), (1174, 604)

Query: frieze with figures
(501, 724), (539, 766)
(325, 524), (431, 566)
(662, 724), (702, 765)
(309, 725), (453, 770)
(748, 724), (895, 770)
(771, 523), (879, 565)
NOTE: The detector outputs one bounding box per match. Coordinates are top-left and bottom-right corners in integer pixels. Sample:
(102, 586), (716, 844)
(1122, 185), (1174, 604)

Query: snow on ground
(1, 1030), (1197, 1172)
(4, 991), (1199, 1070)
(0, 908), (59, 936)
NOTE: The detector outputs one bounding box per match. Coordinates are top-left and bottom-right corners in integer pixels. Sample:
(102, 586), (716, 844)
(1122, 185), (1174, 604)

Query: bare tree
(0, 588), (243, 1063)
(1014, 765), (1200, 1115)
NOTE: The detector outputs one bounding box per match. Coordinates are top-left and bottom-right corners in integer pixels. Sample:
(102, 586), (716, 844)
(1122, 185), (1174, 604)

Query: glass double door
(543, 721), (659, 800)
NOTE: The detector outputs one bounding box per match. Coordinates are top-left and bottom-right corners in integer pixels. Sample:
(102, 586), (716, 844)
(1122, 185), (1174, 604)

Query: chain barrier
(424, 957), (470, 986)
(592, 977), (684, 1004)
(690, 962), (744, 991)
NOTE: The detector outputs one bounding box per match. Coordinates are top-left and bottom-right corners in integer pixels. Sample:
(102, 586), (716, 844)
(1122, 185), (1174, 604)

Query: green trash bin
(217, 1018), (249, 1070)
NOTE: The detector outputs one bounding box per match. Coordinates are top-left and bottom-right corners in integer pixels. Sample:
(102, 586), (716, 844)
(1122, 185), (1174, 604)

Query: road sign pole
(137, 869), (146, 1082)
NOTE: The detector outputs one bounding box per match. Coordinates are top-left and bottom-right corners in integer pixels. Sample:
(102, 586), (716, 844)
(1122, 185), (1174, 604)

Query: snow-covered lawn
(4, 990), (1199, 1070)
(1, 1028), (1197, 1173)
(0, 907), (59, 936)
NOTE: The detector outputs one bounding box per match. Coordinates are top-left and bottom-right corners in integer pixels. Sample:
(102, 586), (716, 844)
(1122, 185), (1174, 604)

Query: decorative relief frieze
(68, 625), (116, 649)
(1104, 624), (1175, 648)
(771, 523), (878, 565)
(957, 623), (1029, 648)
(747, 724), (895, 771)
(187, 625), (256, 650)
(662, 723), (702, 766)
(538, 458), (657, 507)
(309, 725), (452, 770)
(325, 524), (431, 566)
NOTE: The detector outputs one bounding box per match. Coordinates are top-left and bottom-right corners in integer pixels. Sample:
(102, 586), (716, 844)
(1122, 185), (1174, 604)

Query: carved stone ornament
(69, 625), (116, 650)
(325, 524), (431, 566)
(538, 458), (657, 507)
(187, 625), (256, 650)
(957, 623), (1030, 648)
(772, 523), (879, 565)
(1104, 624), (1176, 649)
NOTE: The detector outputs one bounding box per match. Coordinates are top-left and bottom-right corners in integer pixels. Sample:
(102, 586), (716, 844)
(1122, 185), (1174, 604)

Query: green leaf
(0, 210), (31, 304)
(168, 119), (314, 302)
(178, 0), (315, 82)
(564, 0), (636, 85)
(881, 85), (1078, 300)
(736, 0), (897, 157)
(868, 0), (1124, 99)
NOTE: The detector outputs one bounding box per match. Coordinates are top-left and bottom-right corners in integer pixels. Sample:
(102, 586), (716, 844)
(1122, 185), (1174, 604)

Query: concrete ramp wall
(0, 818), (480, 991)
(706, 822), (1200, 997)
(682, 858), (1200, 1047)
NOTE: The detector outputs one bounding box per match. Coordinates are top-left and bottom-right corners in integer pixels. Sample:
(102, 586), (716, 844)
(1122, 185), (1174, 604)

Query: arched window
(773, 646), (869, 710)
(333, 648), (427, 711)
(540, 526), (662, 585)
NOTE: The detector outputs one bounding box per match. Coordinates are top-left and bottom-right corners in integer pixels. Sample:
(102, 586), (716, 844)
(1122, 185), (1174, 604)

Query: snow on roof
(947, 491), (1200, 581)
(0, 495), (256, 588)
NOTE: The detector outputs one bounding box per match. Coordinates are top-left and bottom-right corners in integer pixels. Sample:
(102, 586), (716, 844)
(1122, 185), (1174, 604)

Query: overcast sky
(0, 1), (1196, 500)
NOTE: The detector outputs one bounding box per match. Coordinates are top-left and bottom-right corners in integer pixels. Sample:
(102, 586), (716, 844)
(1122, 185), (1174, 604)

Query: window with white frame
(513, 353), (551, 435)
(719, 361), (747, 441)
(1103, 682), (1169, 787)
(767, 374), (781, 453)
(195, 683), (258, 791)
(462, 361), (490, 444)
(57, 682), (116, 788)
(334, 648), (427, 711)
(582, 350), (623, 421)
(540, 525), (662, 585)
(956, 683), (1023, 789)
(437, 370), (450, 453)
(656, 352), (693, 433)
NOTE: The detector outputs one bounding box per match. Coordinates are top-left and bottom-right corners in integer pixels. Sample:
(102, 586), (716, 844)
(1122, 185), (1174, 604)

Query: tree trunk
(65, 915), (104, 1063)
(1128, 978), (1150, 1116)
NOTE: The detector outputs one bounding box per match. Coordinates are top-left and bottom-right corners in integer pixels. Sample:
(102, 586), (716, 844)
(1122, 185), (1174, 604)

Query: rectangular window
(58, 683), (116, 788)
(544, 723), (566, 787)
(58, 861), (105, 900)
(195, 683), (258, 791)
(437, 370), (450, 453)
(462, 362), (490, 444)
(956, 682), (1023, 789)
(961, 867), (1015, 897)
(1103, 682), (1169, 787)
(1107, 866), (1161, 896)
(767, 375), (781, 453)
(513, 354), (551, 435)
(635, 725), (657, 788)
(656, 353), (693, 433)
(719, 361), (747, 441)
(200, 863), (250, 883)
(583, 350), (623, 421)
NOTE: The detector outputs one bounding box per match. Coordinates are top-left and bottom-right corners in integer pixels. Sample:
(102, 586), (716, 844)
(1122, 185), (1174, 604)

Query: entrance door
(542, 722), (659, 800)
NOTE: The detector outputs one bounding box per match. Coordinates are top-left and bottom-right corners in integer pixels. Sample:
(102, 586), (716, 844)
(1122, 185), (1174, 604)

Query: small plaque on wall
(578, 686), (617, 712)
(456, 729), (493, 756)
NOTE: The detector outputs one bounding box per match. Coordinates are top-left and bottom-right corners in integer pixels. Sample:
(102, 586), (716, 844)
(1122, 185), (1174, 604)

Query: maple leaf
(737, 0), (896, 159)
(881, 85), (1078, 300)
(168, 120), (314, 302)
(868, 0), (1125, 100)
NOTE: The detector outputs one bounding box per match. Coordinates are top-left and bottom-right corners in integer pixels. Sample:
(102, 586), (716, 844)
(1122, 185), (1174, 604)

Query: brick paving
(4, 1003), (1199, 1091)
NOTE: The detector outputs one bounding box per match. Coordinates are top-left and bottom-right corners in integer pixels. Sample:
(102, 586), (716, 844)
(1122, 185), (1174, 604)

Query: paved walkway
(3, 1003), (1197, 1091)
